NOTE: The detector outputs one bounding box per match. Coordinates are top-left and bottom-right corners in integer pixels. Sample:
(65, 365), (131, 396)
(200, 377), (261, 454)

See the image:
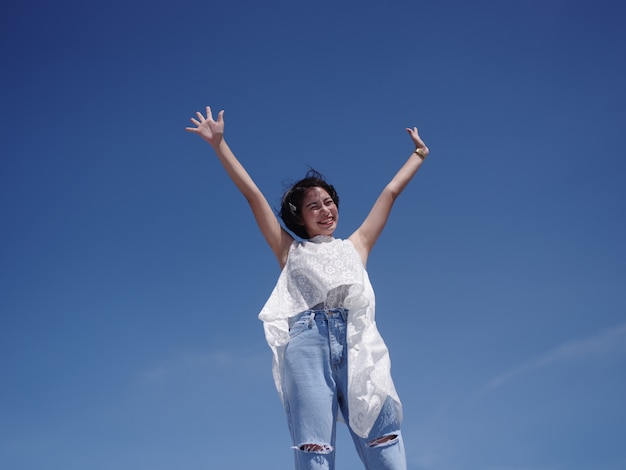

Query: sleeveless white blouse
(258, 235), (402, 438)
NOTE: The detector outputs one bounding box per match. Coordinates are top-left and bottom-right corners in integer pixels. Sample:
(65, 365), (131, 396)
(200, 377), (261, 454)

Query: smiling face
(299, 186), (339, 238)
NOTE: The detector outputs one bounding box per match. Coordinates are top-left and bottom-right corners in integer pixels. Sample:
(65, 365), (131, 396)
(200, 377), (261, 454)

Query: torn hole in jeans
(366, 433), (399, 448)
(293, 443), (334, 454)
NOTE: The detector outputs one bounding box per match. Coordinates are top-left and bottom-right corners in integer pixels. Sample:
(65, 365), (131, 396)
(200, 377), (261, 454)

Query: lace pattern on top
(258, 235), (402, 438)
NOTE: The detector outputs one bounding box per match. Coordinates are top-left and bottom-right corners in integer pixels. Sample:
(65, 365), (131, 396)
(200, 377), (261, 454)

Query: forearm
(211, 139), (263, 202)
(385, 150), (426, 200)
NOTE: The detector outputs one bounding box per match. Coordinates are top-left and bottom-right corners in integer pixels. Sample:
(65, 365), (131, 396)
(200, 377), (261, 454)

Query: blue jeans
(282, 308), (406, 470)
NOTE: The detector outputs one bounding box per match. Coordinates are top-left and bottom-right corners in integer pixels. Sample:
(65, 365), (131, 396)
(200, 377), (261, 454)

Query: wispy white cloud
(138, 349), (268, 384)
(479, 322), (626, 396)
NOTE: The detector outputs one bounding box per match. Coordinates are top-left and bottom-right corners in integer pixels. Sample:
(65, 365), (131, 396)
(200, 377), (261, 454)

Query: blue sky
(1, 1), (625, 469)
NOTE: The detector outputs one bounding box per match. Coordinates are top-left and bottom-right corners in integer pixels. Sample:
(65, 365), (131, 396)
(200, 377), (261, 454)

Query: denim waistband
(289, 307), (348, 327)
(308, 307), (348, 321)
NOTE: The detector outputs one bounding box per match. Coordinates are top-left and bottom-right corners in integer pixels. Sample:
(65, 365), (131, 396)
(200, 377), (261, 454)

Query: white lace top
(258, 235), (402, 438)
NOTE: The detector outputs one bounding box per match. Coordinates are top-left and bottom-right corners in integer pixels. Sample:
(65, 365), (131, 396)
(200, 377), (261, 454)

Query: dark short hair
(279, 169), (339, 239)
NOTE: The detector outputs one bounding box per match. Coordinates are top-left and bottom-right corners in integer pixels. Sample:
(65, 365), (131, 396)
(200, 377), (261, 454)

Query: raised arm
(186, 106), (293, 268)
(349, 127), (429, 265)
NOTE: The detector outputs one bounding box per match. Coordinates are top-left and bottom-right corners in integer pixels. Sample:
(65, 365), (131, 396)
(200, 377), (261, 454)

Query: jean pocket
(288, 315), (313, 339)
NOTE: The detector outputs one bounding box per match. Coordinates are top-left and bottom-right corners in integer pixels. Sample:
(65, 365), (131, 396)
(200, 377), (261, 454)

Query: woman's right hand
(185, 106), (224, 147)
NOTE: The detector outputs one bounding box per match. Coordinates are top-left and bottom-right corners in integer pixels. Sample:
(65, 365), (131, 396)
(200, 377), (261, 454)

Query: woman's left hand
(406, 127), (429, 158)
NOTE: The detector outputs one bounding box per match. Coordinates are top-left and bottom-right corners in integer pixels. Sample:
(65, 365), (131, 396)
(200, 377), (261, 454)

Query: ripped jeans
(282, 308), (406, 470)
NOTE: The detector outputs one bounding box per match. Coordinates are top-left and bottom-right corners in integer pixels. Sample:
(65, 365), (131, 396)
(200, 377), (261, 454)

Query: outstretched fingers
(185, 117), (200, 132)
(185, 107), (212, 132)
(189, 107), (223, 125)
(202, 106), (224, 124)
(185, 105), (225, 145)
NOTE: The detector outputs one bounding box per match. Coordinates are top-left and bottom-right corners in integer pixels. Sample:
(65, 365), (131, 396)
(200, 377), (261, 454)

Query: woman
(186, 106), (429, 470)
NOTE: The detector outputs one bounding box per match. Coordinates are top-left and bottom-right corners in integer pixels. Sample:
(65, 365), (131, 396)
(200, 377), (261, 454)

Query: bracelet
(414, 148), (428, 159)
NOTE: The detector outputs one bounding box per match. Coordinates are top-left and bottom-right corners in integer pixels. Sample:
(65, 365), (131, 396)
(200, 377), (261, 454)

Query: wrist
(209, 137), (226, 149)
(414, 147), (428, 159)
